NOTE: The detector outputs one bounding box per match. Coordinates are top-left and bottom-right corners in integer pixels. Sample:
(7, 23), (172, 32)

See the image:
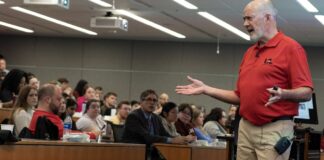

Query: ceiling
(0, 0), (324, 46)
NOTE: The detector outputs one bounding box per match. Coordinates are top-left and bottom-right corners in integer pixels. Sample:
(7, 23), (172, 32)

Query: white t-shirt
(13, 108), (34, 135)
(76, 114), (107, 135)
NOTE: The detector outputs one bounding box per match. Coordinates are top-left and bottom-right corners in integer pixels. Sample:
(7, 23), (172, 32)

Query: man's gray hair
(249, 0), (278, 17)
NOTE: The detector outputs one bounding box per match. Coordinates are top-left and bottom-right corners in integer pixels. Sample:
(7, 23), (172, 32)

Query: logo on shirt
(264, 58), (272, 64)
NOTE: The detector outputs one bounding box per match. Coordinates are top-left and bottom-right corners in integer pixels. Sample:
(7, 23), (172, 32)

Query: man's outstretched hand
(175, 76), (205, 95)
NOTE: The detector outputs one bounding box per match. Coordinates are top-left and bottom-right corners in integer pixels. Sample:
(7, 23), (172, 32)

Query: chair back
(34, 116), (59, 140)
(107, 121), (125, 142)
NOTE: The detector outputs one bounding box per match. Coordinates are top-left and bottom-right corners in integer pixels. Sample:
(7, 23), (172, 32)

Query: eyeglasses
(143, 98), (158, 103)
(89, 105), (100, 109)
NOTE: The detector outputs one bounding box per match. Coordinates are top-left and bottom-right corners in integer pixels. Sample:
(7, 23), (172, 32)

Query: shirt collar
(141, 109), (152, 120)
(255, 32), (283, 49)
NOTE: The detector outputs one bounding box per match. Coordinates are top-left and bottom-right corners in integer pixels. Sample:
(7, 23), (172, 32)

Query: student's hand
(92, 130), (103, 137)
(185, 135), (197, 143)
(171, 136), (187, 144)
(265, 87), (282, 106)
(176, 76), (206, 95)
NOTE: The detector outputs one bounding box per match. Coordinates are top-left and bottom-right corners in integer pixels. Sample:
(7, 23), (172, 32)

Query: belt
(271, 116), (293, 122)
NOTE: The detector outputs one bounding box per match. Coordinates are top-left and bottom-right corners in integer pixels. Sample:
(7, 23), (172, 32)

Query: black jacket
(122, 108), (170, 145)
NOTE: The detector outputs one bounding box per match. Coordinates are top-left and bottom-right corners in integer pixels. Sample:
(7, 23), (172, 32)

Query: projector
(24, 0), (69, 9)
(90, 17), (128, 31)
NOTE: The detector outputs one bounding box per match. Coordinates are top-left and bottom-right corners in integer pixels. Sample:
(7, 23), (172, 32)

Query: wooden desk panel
(0, 139), (145, 160)
(321, 153), (324, 160)
(154, 144), (191, 160)
(192, 147), (227, 160)
(154, 143), (228, 160)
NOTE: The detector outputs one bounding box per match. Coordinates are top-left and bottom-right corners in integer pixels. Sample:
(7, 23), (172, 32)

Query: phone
(271, 86), (278, 96)
(274, 137), (291, 155)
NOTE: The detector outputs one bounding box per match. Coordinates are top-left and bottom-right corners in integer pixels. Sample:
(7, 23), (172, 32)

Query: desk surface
(321, 152), (324, 160)
(154, 143), (228, 160)
(0, 139), (145, 160)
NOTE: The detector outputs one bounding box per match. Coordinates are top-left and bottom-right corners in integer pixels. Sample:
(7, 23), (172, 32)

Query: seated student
(73, 79), (88, 112)
(0, 69), (28, 108)
(130, 100), (140, 111)
(29, 84), (64, 138)
(12, 85), (38, 135)
(26, 72), (40, 90)
(109, 101), (131, 125)
(100, 92), (118, 116)
(76, 99), (113, 141)
(203, 107), (228, 139)
(64, 98), (77, 130)
(122, 89), (195, 145)
(159, 102), (180, 137)
(153, 93), (169, 115)
(175, 103), (193, 136)
(192, 108), (212, 143)
(76, 86), (96, 113)
(225, 105), (237, 133)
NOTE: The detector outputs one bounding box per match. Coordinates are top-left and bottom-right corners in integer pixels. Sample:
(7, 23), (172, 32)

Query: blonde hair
(192, 108), (208, 135)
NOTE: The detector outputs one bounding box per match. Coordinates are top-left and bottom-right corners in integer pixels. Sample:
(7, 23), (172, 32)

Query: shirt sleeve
(76, 117), (93, 131)
(287, 46), (313, 89)
(14, 110), (31, 135)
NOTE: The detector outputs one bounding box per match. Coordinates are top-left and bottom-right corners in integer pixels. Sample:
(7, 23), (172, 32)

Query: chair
(290, 128), (321, 160)
(0, 130), (20, 144)
(34, 116), (59, 140)
(17, 116), (59, 140)
(107, 121), (125, 142)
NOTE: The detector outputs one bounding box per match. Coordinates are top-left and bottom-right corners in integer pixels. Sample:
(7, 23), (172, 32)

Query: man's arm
(204, 85), (240, 105)
(266, 86), (312, 106)
(176, 76), (240, 105)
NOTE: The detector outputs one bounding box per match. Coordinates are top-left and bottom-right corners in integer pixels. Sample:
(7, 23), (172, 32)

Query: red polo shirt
(235, 32), (313, 126)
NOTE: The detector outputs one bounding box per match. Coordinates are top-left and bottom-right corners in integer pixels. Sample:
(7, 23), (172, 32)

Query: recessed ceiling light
(115, 10), (186, 39)
(198, 12), (250, 41)
(11, 6), (97, 35)
(296, 0), (318, 13)
(0, 21), (34, 33)
(0, 1), (5, 4)
(173, 0), (198, 10)
(89, 0), (112, 7)
(315, 15), (324, 26)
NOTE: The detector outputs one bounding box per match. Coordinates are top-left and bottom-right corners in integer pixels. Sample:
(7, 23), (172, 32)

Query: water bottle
(63, 115), (72, 135)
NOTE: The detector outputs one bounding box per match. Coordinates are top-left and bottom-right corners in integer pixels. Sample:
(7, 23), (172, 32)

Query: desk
(321, 153), (324, 160)
(154, 143), (228, 160)
(0, 139), (145, 160)
(0, 108), (13, 123)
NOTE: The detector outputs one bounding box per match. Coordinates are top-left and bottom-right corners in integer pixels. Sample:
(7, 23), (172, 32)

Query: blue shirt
(194, 127), (212, 143)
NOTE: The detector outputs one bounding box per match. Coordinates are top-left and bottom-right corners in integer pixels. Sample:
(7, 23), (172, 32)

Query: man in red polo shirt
(29, 84), (64, 138)
(175, 0), (313, 159)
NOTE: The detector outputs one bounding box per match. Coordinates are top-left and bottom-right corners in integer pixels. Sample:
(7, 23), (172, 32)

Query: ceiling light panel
(315, 15), (324, 26)
(173, 0), (198, 10)
(0, 21), (34, 33)
(296, 0), (318, 13)
(198, 12), (250, 41)
(89, 0), (112, 7)
(11, 6), (97, 35)
(115, 10), (186, 39)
